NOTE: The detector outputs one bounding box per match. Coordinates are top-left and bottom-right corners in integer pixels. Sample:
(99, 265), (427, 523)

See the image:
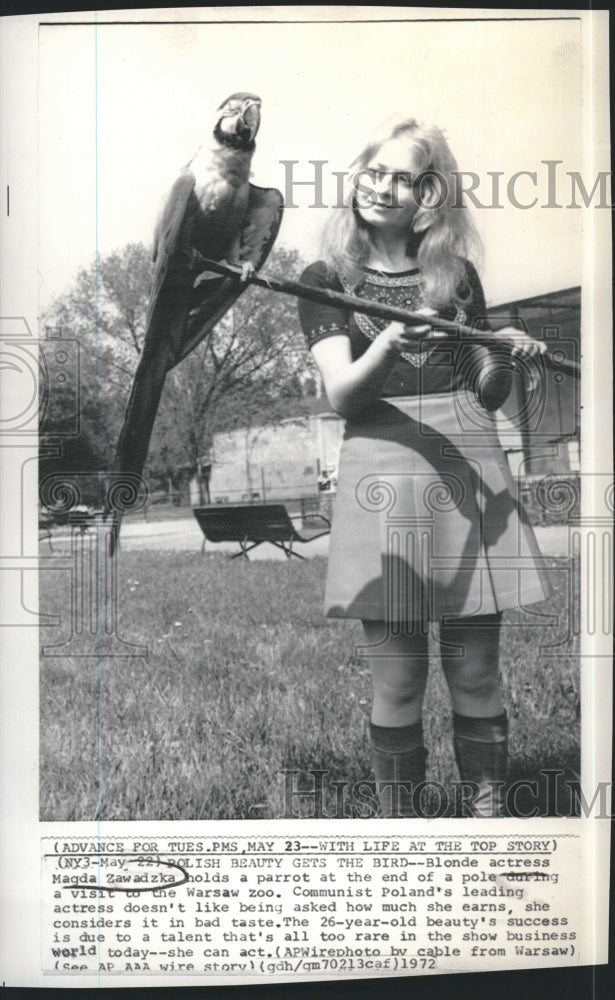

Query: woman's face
(353, 137), (424, 234)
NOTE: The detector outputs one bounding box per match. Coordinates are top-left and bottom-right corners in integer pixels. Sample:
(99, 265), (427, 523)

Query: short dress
(298, 259), (551, 623)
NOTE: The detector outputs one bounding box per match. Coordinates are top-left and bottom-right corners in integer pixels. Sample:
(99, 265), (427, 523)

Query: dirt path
(45, 519), (571, 561)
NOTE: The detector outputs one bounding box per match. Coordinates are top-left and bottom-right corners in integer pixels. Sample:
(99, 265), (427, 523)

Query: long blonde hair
(321, 116), (482, 309)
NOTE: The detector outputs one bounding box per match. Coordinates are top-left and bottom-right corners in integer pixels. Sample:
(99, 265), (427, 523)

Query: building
(209, 406), (342, 504)
(488, 286), (580, 478)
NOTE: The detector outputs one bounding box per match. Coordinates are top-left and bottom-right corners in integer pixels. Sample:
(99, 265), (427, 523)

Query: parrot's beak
(215, 94), (262, 147)
(239, 99), (261, 141)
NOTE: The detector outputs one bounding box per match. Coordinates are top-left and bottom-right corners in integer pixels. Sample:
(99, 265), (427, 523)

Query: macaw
(107, 93), (283, 552)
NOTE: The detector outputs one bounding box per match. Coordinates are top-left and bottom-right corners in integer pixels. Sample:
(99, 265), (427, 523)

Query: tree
(40, 242), (317, 502)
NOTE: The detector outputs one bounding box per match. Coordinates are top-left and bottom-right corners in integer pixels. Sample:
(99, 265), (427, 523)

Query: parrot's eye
(220, 102), (241, 117)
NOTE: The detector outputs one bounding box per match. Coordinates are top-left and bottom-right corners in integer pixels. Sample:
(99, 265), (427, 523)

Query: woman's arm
(298, 260), (430, 419)
(311, 321), (431, 419)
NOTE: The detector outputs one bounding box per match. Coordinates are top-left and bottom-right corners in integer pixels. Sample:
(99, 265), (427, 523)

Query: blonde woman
(298, 117), (549, 818)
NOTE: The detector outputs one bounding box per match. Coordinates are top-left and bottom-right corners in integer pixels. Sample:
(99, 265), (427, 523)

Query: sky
(36, 11), (586, 312)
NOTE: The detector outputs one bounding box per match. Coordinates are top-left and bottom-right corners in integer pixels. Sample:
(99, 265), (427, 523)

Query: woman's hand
(494, 326), (548, 391)
(381, 308), (437, 353)
(495, 326), (548, 361)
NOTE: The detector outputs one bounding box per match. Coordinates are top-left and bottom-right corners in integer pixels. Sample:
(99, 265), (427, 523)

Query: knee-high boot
(453, 711), (508, 818)
(369, 721), (427, 818)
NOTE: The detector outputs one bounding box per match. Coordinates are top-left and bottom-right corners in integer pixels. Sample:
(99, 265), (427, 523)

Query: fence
(94, 473), (581, 530)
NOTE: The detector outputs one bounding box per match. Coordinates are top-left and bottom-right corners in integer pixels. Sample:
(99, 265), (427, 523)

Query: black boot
(369, 721), (427, 818)
(453, 711), (508, 818)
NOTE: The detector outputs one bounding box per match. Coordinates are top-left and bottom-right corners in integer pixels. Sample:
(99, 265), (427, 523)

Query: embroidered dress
(343, 267), (466, 370)
(299, 260), (551, 622)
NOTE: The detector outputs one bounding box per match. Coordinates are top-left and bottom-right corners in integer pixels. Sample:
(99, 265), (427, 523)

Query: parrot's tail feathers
(108, 512), (122, 559)
(102, 493), (113, 524)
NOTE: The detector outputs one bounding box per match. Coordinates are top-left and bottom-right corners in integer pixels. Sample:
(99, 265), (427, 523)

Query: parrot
(107, 92), (284, 553)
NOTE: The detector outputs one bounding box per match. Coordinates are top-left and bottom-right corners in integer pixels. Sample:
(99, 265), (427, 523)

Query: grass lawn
(39, 550), (579, 821)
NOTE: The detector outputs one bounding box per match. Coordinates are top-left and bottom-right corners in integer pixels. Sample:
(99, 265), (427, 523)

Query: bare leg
(439, 612), (503, 716)
(362, 621), (429, 726)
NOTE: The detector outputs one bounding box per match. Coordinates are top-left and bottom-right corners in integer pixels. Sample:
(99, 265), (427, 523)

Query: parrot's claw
(237, 260), (256, 283)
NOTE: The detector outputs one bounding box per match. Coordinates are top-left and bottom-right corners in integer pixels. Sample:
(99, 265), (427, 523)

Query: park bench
(193, 503), (331, 560)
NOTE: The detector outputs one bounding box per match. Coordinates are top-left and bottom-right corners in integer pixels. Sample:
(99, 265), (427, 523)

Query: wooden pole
(195, 258), (581, 379)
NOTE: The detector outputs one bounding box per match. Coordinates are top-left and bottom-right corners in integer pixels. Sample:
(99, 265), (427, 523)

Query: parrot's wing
(142, 170), (198, 356)
(105, 171), (197, 553)
(111, 169), (197, 476)
(152, 172), (196, 284)
(175, 184), (284, 365)
(237, 183), (285, 269)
